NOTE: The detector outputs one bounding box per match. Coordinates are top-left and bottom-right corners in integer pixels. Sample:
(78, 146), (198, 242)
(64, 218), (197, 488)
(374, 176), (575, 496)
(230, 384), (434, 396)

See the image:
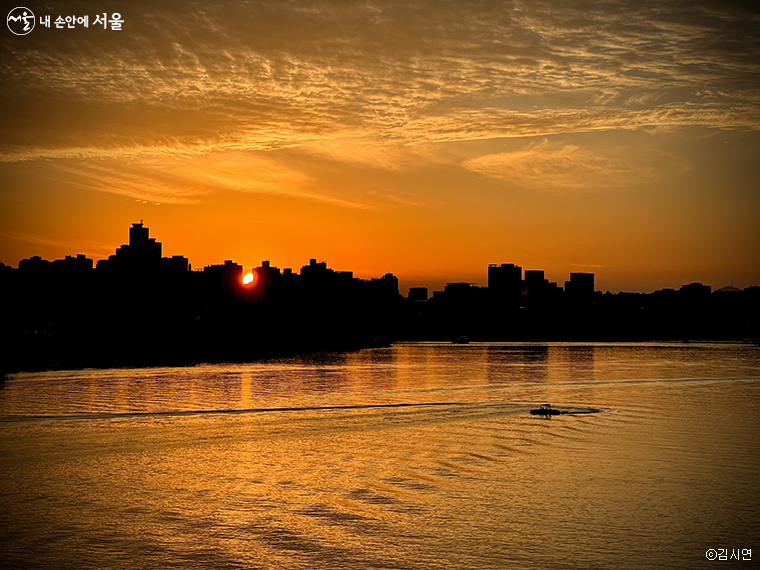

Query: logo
(7, 7), (35, 35)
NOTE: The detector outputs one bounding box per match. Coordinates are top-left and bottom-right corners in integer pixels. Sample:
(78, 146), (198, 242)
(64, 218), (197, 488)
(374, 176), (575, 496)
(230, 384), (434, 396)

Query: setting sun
(242, 273), (254, 285)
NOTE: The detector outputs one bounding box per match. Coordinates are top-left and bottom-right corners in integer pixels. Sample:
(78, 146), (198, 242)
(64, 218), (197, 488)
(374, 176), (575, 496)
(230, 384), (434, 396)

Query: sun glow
(242, 272), (254, 285)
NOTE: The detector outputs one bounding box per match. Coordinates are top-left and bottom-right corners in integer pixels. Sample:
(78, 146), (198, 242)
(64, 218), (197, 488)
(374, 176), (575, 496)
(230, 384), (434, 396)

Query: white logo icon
(7, 7), (35, 35)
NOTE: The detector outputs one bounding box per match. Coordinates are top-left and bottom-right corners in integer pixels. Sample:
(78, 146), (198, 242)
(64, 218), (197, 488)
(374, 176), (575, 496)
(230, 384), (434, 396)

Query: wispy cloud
(1, 0), (758, 166)
(46, 161), (211, 205)
(463, 138), (687, 190)
(43, 152), (370, 208)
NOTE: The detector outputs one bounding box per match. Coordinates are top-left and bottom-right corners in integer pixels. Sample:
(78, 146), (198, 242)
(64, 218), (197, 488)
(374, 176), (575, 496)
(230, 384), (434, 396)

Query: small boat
(530, 403), (561, 416)
(453, 336), (470, 344)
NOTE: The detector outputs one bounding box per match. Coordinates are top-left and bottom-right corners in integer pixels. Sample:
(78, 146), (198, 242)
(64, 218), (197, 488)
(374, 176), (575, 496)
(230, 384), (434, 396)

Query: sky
(1, 0), (759, 294)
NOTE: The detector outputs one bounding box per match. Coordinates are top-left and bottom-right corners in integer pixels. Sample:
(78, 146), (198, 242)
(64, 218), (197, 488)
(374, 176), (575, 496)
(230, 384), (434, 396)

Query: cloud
(1, 0), (759, 167)
(182, 152), (371, 208)
(46, 161), (211, 205)
(462, 139), (671, 190)
(43, 151), (371, 208)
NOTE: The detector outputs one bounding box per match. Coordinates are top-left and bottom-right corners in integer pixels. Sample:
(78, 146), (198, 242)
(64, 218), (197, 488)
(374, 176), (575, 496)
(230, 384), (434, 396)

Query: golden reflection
(1, 345), (759, 569)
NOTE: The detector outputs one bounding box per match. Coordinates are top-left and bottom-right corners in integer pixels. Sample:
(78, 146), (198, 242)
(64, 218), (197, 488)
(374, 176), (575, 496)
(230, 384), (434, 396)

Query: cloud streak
(1, 0), (758, 170)
(43, 152), (370, 208)
(463, 138), (688, 191)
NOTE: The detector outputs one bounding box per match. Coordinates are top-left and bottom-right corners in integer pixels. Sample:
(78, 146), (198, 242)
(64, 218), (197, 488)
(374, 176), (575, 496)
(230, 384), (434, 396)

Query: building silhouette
(565, 272), (595, 305)
(202, 260), (243, 300)
(408, 287), (428, 301)
(1, 221), (759, 373)
(488, 263), (522, 308)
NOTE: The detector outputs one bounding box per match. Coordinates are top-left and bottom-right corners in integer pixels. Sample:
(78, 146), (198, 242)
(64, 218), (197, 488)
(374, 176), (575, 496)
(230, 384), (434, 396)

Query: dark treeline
(1, 223), (758, 372)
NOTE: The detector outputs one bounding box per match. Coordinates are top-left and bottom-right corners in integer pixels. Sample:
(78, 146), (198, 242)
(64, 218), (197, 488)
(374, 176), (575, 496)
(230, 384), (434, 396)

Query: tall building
(128, 222), (162, 262)
(202, 260), (243, 299)
(251, 260), (282, 303)
(524, 269), (548, 308)
(564, 272), (595, 304)
(488, 263), (522, 308)
(98, 222), (162, 270)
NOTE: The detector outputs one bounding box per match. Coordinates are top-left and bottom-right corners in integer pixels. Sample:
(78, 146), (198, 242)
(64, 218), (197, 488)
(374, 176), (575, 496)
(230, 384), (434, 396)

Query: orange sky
(1, 0), (759, 293)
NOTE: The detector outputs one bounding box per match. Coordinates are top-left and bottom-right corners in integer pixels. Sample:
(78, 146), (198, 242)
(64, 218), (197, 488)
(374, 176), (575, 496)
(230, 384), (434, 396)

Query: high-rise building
(564, 272), (595, 305)
(252, 260), (282, 303)
(129, 222), (161, 262)
(524, 269), (548, 308)
(488, 263), (522, 307)
(99, 222), (163, 270)
(202, 260), (243, 299)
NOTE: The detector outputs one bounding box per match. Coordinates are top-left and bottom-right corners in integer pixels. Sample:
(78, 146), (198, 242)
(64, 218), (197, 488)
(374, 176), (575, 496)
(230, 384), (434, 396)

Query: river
(1, 342), (758, 569)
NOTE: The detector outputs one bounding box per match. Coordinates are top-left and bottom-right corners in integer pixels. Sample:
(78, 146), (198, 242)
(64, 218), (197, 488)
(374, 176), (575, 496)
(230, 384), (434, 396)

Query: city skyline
(4, 220), (757, 375)
(2, 0), (759, 294)
(0, 222), (752, 296)
(4, 221), (743, 299)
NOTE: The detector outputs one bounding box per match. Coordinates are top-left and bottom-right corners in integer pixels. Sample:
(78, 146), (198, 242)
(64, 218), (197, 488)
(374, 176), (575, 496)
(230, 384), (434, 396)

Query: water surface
(1, 342), (758, 569)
